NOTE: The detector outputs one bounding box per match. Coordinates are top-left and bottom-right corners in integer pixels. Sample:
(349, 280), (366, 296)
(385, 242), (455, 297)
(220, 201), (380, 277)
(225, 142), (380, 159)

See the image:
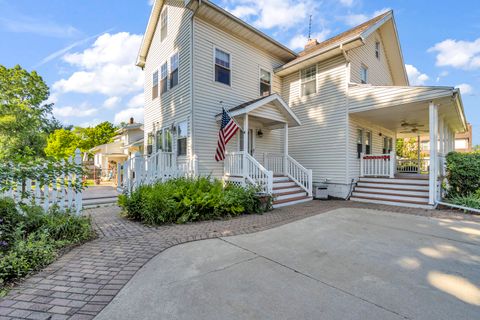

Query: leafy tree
(77, 121), (117, 151)
(0, 64), (57, 160)
(396, 137), (427, 159)
(44, 129), (81, 159)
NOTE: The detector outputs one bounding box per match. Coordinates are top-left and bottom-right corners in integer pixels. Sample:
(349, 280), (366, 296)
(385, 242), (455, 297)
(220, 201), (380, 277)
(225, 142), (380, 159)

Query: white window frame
(259, 67), (272, 97)
(365, 130), (372, 154)
(300, 64), (317, 97)
(160, 61), (168, 96)
(169, 51), (179, 90)
(160, 6), (168, 42)
(360, 64), (368, 84)
(152, 70), (159, 100)
(213, 46), (232, 87)
(375, 41), (380, 59)
(176, 119), (188, 157)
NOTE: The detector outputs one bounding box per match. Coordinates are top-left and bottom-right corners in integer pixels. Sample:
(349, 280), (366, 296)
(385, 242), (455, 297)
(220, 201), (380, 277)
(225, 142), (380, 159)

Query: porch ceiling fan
(400, 127), (428, 134)
(400, 121), (424, 128)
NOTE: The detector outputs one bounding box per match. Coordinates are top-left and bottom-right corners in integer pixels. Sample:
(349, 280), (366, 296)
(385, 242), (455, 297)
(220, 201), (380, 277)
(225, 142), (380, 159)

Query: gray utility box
(314, 183), (329, 200)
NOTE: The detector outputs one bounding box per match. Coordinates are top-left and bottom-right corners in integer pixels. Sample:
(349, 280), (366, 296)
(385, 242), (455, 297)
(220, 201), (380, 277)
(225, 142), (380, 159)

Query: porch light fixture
(257, 129), (263, 138)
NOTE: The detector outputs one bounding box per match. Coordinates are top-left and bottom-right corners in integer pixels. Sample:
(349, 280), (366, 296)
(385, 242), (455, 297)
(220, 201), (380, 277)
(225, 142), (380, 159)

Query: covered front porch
(216, 94), (313, 206)
(348, 84), (467, 206)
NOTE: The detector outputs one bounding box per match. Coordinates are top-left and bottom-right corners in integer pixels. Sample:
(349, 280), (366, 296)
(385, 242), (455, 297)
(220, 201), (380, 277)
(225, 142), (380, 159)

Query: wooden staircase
(350, 176), (432, 209)
(272, 176), (312, 208)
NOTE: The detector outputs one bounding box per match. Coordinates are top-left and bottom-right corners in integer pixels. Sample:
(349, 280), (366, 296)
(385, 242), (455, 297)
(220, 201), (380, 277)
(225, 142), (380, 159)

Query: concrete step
(354, 187), (429, 197)
(351, 192), (429, 203)
(273, 196), (313, 208)
(272, 186), (303, 194)
(350, 196), (432, 209)
(359, 177), (429, 185)
(356, 182), (429, 191)
(275, 191), (307, 201)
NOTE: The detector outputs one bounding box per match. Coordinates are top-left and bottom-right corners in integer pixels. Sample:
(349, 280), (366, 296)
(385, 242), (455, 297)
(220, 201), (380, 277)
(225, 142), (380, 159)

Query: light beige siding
(348, 116), (396, 181)
(349, 30), (393, 86)
(143, 0), (193, 160)
(192, 17), (287, 176)
(281, 55), (349, 185)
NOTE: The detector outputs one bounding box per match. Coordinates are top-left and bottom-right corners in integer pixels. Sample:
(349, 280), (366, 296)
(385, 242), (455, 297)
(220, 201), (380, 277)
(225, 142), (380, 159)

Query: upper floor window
(177, 121), (188, 156)
(170, 52), (179, 89)
(360, 65), (368, 84)
(375, 41), (380, 59)
(301, 65), (316, 96)
(215, 48), (231, 86)
(152, 71), (159, 100)
(260, 68), (271, 96)
(160, 62), (168, 95)
(160, 7), (168, 42)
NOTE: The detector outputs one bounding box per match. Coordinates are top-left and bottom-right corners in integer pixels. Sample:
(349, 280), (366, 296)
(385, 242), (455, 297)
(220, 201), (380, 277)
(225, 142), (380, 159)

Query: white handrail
(264, 153), (284, 174)
(360, 152), (395, 178)
(286, 155), (312, 196)
(245, 153), (273, 194)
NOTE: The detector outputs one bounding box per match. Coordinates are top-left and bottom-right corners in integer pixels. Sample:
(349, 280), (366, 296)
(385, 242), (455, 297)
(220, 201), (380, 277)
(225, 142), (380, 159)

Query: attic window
(160, 7), (168, 42)
(375, 41), (380, 59)
(301, 65), (317, 96)
(260, 68), (271, 96)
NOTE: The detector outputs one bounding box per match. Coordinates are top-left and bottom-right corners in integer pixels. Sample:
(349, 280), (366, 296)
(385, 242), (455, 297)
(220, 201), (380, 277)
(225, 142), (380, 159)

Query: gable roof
(275, 10), (409, 86)
(136, 0), (297, 68)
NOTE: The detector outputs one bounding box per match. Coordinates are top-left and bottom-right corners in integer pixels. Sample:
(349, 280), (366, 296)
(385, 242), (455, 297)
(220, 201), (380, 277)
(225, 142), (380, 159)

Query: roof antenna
(308, 15), (312, 40)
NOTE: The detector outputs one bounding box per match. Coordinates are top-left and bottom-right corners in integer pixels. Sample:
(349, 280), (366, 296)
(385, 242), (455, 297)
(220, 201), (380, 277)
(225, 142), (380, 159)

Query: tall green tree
(44, 129), (81, 159)
(77, 121), (117, 150)
(0, 64), (57, 160)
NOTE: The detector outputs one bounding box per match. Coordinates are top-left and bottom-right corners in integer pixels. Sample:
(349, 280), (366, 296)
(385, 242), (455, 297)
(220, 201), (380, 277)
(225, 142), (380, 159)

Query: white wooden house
(130, 0), (468, 208)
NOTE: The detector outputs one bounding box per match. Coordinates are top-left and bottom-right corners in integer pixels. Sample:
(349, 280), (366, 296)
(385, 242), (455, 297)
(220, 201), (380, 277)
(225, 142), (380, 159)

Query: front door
(239, 128), (255, 156)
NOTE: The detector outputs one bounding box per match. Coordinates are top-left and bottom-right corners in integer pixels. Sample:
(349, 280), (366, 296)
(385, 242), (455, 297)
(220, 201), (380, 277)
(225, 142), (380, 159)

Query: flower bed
(118, 177), (272, 225)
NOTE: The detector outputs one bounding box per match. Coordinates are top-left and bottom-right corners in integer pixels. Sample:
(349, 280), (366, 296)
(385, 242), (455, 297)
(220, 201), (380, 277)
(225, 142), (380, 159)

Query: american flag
(215, 108), (240, 161)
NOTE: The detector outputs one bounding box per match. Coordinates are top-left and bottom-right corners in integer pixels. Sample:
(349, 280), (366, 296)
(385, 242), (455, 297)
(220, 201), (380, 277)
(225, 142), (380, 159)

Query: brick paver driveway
(0, 201), (478, 319)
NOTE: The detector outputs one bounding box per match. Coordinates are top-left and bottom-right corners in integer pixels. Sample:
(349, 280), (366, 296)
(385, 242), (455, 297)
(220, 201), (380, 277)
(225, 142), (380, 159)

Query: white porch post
(417, 135), (421, 174)
(360, 152), (365, 177)
(284, 122), (288, 175)
(428, 102), (438, 205)
(243, 114), (249, 180)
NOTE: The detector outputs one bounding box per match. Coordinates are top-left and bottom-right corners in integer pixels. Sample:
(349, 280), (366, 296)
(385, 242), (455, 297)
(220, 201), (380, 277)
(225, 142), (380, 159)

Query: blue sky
(0, 0), (478, 144)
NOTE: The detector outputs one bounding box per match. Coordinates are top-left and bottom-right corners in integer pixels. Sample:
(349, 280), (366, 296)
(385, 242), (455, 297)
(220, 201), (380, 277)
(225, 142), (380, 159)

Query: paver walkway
(0, 201), (478, 319)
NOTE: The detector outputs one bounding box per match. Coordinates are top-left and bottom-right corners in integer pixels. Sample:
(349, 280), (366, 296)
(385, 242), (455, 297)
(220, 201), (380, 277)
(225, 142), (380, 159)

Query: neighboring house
(133, 0), (468, 208)
(91, 118), (144, 181)
(420, 123), (473, 153)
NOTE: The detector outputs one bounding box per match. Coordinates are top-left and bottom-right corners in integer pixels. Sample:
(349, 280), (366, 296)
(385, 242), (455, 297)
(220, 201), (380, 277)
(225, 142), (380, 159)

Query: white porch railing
(118, 151), (198, 193)
(224, 152), (244, 177)
(264, 153), (284, 174)
(396, 158), (430, 174)
(225, 151), (273, 194)
(360, 152), (395, 178)
(285, 155), (313, 196)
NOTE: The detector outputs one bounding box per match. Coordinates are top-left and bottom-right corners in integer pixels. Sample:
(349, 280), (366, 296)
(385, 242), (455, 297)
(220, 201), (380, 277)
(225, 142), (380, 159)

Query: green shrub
(446, 152), (480, 197)
(119, 177), (270, 225)
(0, 198), (94, 289)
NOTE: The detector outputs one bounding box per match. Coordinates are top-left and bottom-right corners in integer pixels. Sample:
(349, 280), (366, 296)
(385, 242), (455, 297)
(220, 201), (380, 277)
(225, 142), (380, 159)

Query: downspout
(341, 44), (353, 199)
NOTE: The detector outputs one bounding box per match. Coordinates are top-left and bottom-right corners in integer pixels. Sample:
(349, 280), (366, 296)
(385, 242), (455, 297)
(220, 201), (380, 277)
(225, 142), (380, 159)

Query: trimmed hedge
(446, 152), (480, 197)
(0, 198), (94, 291)
(118, 177), (271, 225)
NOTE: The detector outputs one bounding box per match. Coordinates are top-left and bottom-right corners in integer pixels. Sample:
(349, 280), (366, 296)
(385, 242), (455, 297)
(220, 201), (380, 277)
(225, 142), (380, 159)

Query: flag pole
(220, 102), (243, 132)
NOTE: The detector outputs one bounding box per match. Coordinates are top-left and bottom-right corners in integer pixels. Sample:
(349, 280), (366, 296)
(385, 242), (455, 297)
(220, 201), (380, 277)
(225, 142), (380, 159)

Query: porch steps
(350, 176), (432, 209)
(272, 176), (312, 208)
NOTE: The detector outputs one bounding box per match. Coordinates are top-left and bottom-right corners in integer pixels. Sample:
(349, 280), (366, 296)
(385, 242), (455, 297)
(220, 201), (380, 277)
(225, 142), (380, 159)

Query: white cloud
(114, 107), (144, 124)
(226, 0), (315, 29)
(456, 83), (473, 95)
(53, 105), (98, 118)
(339, 0), (355, 7)
(289, 30), (331, 51)
(0, 16), (79, 38)
(53, 32), (144, 96)
(342, 8), (390, 27)
(405, 64), (429, 86)
(429, 38), (480, 70)
(103, 96), (121, 109)
(436, 70), (449, 82)
(127, 93), (144, 108)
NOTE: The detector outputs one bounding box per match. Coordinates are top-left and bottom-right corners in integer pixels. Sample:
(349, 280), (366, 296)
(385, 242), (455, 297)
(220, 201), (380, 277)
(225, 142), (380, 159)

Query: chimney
(305, 38), (319, 51)
(129, 117), (134, 124)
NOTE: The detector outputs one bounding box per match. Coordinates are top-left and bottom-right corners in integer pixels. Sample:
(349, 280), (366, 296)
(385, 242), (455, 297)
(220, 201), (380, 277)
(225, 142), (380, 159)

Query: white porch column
(438, 116), (445, 156)
(428, 102), (438, 205)
(417, 135), (421, 174)
(284, 122), (288, 175)
(243, 114), (249, 179)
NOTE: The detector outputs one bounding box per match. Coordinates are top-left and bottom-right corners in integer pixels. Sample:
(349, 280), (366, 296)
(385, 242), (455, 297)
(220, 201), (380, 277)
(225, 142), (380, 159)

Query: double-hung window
(164, 128), (173, 152)
(170, 52), (179, 89)
(260, 68), (271, 96)
(383, 136), (393, 154)
(360, 65), (368, 84)
(177, 121), (188, 156)
(365, 131), (372, 154)
(357, 129), (364, 158)
(215, 48), (231, 85)
(156, 130), (163, 152)
(160, 7), (168, 42)
(147, 133), (154, 155)
(152, 71), (159, 99)
(301, 65), (316, 96)
(160, 62), (168, 96)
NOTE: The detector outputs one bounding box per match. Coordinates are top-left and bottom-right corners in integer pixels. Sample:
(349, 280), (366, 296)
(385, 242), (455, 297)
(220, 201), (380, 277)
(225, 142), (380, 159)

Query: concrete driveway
(96, 208), (480, 320)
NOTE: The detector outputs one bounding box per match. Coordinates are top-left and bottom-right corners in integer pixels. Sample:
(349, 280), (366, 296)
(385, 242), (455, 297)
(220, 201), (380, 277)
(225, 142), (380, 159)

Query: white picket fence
(0, 149), (83, 214)
(117, 151), (198, 193)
